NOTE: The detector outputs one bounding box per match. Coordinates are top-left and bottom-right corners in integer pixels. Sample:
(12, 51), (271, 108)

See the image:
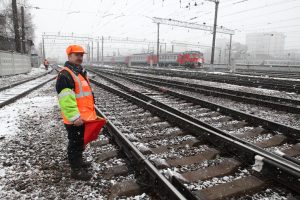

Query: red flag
(84, 117), (107, 146)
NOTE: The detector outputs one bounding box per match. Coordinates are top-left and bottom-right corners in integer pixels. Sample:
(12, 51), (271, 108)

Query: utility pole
(101, 36), (104, 67)
(42, 34), (45, 60)
(91, 40), (94, 63)
(12, 0), (21, 52)
(156, 23), (160, 67)
(21, 6), (26, 54)
(228, 34), (232, 65)
(164, 43), (167, 54)
(97, 37), (100, 64)
(218, 49), (221, 64)
(209, 0), (219, 64)
(87, 43), (90, 63)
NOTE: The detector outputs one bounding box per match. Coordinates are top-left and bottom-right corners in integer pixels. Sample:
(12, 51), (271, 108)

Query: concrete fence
(0, 51), (31, 76)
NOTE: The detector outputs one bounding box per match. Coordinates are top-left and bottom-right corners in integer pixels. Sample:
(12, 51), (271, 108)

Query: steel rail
(118, 72), (300, 107)
(95, 106), (188, 200)
(0, 72), (56, 108)
(90, 77), (300, 194)
(127, 67), (300, 93)
(92, 70), (300, 141)
(0, 69), (53, 92)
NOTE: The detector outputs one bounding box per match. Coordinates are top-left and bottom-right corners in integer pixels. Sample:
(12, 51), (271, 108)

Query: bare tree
(0, 1), (35, 41)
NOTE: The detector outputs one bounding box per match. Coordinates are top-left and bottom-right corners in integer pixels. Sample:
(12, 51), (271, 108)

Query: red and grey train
(103, 51), (205, 68)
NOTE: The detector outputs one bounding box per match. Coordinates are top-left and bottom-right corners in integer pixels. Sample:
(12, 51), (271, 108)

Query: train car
(146, 54), (157, 65)
(159, 52), (179, 66)
(102, 50), (205, 68)
(177, 51), (204, 68)
(131, 53), (148, 65)
(147, 51), (205, 67)
(146, 52), (178, 66)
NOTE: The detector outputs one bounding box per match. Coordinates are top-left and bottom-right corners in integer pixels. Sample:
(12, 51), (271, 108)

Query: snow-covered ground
(0, 78), (152, 199)
(0, 81), (118, 199)
(0, 79), (56, 139)
(0, 65), (50, 88)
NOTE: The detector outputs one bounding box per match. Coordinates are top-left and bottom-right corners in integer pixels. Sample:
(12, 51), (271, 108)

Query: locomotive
(103, 51), (205, 68)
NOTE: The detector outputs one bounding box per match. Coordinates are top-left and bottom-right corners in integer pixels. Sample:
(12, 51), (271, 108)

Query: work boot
(79, 157), (92, 168)
(71, 168), (92, 181)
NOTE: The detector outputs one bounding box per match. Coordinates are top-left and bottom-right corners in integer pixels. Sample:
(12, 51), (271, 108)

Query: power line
(153, 17), (234, 34)
(235, 16), (300, 29)
(58, 0), (74, 33)
(222, 5), (300, 24)
(205, 0), (298, 21)
(244, 24), (300, 32)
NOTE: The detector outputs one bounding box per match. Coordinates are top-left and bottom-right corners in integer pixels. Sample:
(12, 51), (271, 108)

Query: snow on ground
(228, 71), (300, 82)
(0, 81), (114, 199)
(0, 65), (50, 88)
(0, 104), (20, 139)
(128, 72), (300, 101)
(28, 65), (51, 76)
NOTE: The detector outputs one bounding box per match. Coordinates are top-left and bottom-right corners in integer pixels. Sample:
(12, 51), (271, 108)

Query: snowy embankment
(0, 65), (51, 88)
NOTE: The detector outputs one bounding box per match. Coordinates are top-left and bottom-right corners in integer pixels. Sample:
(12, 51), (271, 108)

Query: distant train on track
(103, 51), (205, 68)
(101, 52), (300, 69)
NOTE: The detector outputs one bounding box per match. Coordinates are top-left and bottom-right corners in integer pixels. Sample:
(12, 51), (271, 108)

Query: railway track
(89, 74), (300, 199)
(96, 70), (300, 115)
(92, 69), (300, 141)
(94, 106), (184, 200)
(0, 70), (53, 92)
(125, 67), (300, 93)
(0, 70), (56, 108)
(80, 122), (156, 199)
(234, 71), (300, 79)
(0, 70), (51, 91)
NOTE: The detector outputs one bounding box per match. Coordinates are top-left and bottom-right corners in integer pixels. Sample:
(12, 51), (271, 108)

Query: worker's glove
(73, 118), (84, 126)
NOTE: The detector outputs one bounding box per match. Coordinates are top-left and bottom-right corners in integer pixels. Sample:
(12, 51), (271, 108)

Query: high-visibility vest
(61, 67), (97, 124)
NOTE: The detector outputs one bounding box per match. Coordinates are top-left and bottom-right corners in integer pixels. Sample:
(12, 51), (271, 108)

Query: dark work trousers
(64, 124), (85, 169)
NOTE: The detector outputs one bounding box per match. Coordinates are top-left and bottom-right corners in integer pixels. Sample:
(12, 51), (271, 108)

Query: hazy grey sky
(14, 0), (300, 50)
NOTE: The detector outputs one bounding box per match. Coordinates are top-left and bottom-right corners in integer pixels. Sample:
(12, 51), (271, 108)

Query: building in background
(207, 38), (248, 64)
(246, 32), (285, 59)
(284, 49), (300, 60)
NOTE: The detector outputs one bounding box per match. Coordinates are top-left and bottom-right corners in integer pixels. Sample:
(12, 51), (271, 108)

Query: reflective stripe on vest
(58, 89), (75, 99)
(63, 67), (92, 98)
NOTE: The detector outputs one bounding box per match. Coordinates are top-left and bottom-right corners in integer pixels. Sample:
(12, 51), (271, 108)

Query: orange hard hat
(66, 45), (86, 55)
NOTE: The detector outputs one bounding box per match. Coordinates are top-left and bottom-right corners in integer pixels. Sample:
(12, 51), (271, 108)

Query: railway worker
(55, 45), (96, 181)
(43, 59), (49, 70)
